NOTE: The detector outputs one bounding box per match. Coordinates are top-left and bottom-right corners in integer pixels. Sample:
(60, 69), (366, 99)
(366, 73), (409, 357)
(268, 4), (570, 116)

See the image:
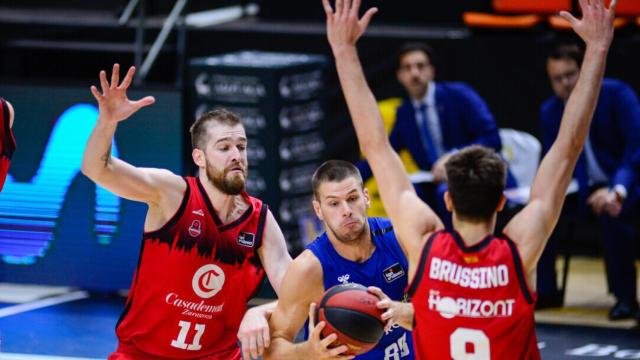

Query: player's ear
(362, 187), (371, 208)
(192, 148), (205, 167)
(495, 195), (507, 213)
(444, 191), (454, 212)
(312, 198), (324, 221)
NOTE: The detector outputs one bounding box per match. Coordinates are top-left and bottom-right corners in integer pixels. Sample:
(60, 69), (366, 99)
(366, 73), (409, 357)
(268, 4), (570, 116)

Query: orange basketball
(315, 283), (385, 355)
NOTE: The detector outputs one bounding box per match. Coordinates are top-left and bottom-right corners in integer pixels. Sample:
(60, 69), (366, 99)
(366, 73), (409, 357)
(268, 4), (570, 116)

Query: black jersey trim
(143, 177), (190, 238)
(452, 230), (494, 253)
(406, 230), (442, 299)
(502, 233), (535, 304)
(196, 177), (223, 226)
(371, 225), (393, 237)
(254, 203), (269, 250)
(218, 194), (254, 232)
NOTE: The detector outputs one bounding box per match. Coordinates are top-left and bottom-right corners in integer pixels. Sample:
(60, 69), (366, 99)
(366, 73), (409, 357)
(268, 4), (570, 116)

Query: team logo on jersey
(428, 290), (515, 319)
(192, 209), (205, 216)
(383, 263), (405, 283)
(188, 220), (202, 237)
(192, 264), (225, 299)
(337, 274), (350, 284)
(237, 232), (255, 247)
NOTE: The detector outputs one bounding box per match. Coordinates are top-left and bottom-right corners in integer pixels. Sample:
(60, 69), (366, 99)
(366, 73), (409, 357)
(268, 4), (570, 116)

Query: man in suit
(357, 43), (504, 225)
(538, 43), (640, 320)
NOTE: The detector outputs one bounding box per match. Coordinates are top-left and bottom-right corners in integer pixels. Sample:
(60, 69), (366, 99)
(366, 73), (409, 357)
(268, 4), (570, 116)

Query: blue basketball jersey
(307, 217), (414, 360)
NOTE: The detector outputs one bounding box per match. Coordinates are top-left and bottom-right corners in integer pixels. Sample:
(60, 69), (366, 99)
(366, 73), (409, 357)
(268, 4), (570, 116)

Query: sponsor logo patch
(383, 263), (405, 283)
(237, 232), (255, 247)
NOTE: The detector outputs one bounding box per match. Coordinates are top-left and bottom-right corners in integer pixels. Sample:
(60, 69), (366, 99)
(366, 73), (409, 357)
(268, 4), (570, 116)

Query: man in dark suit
(357, 43), (504, 223)
(538, 44), (640, 320)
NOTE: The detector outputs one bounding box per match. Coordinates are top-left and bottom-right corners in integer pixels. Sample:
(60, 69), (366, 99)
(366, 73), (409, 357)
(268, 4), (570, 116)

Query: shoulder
(287, 250), (323, 284)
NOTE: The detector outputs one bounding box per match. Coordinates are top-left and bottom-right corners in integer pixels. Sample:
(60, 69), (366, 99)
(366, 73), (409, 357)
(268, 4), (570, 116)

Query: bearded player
(82, 64), (291, 359)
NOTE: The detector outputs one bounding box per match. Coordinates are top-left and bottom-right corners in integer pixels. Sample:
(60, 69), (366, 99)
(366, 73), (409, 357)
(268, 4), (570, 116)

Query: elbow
(80, 162), (90, 177)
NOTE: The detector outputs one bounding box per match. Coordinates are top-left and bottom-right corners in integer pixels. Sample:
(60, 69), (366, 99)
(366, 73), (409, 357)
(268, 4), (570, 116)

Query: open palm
(90, 64), (155, 123)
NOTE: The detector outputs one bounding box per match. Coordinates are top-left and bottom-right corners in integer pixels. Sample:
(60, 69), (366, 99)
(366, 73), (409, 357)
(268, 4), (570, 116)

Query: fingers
(335, 0), (343, 16)
(241, 337), (251, 360)
(320, 332), (338, 348)
(119, 66), (136, 89)
(578, 0), (589, 11)
(111, 63), (120, 89)
(558, 11), (579, 27)
(322, 0), (334, 17)
(368, 286), (389, 301)
(262, 325), (271, 349)
(249, 334), (259, 360)
(99, 70), (109, 94)
(256, 332), (266, 358)
(328, 344), (352, 358)
(309, 302), (317, 329)
(341, 0), (349, 18)
(359, 7), (378, 30)
(608, 0), (617, 11)
(90, 85), (102, 102)
(351, 0), (361, 17)
(133, 96), (156, 110)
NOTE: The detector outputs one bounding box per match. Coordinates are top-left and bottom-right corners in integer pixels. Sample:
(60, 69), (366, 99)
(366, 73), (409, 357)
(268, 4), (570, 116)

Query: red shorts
(109, 342), (242, 360)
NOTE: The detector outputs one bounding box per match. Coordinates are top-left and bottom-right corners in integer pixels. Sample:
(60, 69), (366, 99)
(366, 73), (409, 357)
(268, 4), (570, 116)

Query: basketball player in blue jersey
(264, 160), (414, 360)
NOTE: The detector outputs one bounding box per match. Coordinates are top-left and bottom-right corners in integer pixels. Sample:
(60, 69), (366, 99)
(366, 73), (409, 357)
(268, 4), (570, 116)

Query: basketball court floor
(0, 257), (638, 359)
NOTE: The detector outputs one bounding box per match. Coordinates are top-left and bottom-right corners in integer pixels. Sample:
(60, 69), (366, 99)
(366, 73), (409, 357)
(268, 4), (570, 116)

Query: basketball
(315, 283), (385, 355)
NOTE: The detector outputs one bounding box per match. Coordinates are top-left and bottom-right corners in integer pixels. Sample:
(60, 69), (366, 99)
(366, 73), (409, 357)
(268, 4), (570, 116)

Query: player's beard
(206, 159), (247, 195)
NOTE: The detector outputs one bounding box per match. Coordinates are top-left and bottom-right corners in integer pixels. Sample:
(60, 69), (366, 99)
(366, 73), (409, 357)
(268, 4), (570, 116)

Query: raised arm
(81, 64), (184, 205)
(504, 0), (616, 277)
(324, 0), (443, 271)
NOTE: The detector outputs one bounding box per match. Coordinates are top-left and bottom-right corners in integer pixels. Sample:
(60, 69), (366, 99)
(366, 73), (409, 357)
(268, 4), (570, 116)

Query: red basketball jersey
(407, 230), (540, 360)
(113, 177), (268, 359)
(0, 98), (16, 191)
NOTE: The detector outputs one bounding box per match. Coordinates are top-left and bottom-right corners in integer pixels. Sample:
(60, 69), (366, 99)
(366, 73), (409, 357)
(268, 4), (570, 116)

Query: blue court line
(0, 292), (88, 318)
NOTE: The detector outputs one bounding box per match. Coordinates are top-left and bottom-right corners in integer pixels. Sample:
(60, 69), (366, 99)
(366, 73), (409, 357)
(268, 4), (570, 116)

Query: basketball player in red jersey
(82, 65), (291, 360)
(0, 97), (16, 191)
(325, 0), (616, 358)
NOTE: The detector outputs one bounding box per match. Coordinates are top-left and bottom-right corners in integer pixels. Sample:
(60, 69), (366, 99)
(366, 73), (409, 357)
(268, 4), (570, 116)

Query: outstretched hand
(323, 0), (377, 51)
(90, 64), (155, 124)
(559, 0), (616, 48)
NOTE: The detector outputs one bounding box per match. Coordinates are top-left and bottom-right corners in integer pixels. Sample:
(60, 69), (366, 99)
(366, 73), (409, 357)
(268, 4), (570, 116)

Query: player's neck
(199, 175), (247, 223)
(452, 214), (496, 247)
(329, 225), (375, 263)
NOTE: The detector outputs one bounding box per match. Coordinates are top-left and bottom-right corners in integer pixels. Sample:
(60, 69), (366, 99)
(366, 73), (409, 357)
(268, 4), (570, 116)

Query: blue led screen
(0, 85), (182, 291)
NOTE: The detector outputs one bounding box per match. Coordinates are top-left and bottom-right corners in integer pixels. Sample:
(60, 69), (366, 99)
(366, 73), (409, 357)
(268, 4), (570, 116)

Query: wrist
(585, 43), (611, 56)
(331, 44), (357, 57)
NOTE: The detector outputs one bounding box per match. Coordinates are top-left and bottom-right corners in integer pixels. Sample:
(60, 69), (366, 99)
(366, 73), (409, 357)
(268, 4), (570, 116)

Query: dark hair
(397, 42), (435, 70)
(445, 145), (507, 222)
(311, 160), (363, 199)
(548, 43), (583, 66)
(189, 109), (242, 150)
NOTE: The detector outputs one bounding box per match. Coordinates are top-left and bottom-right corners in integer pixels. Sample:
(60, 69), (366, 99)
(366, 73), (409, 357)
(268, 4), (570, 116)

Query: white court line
(0, 353), (101, 360)
(0, 291), (88, 318)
